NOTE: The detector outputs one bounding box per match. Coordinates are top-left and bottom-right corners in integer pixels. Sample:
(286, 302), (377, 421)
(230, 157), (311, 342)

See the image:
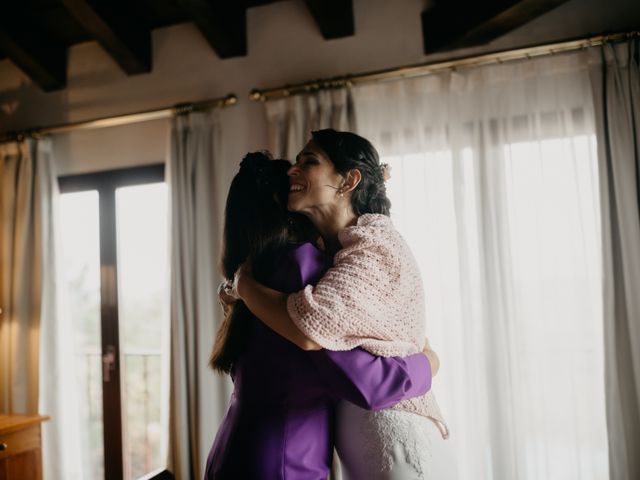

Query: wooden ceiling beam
(304, 0), (354, 40)
(0, 28), (67, 91)
(422, 0), (572, 53)
(62, 0), (151, 74)
(178, 0), (248, 58)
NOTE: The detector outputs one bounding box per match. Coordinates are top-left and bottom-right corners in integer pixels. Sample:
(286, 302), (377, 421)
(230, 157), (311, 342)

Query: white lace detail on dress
(358, 409), (433, 477)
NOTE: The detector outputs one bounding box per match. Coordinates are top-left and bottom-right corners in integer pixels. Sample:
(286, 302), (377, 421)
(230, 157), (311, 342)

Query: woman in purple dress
(204, 152), (433, 479)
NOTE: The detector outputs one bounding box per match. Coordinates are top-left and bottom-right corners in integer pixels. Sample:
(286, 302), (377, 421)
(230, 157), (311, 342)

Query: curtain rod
(249, 30), (639, 102)
(0, 93), (238, 143)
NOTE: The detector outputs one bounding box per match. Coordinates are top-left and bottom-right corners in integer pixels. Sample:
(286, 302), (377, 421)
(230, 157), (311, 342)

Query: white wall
(0, 0), (638, 176)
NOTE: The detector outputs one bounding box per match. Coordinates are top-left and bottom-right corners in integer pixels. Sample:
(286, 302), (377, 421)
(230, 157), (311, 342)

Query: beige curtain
(167, 110), (231, 480)
(1, 138), (84, 479)
(265, 88), (356, 158)
(0, 139), (51, 414)
(590, 39), (640, 480)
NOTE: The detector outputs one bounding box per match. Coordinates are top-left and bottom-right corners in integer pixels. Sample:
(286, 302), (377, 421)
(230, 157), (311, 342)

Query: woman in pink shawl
(229, 130), (455, 479)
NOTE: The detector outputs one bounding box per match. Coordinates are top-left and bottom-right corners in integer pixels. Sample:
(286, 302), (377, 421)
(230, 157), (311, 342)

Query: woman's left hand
(422, 337), (440, 376)
(217, 282), (237, 316)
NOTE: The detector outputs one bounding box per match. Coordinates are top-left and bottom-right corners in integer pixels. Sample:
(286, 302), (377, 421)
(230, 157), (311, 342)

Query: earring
(338, 189), (344, 198)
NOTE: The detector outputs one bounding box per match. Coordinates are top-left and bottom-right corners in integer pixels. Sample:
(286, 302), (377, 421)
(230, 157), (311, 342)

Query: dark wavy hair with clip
(311, 129), (391, 216)
(209, 151), (315, 374)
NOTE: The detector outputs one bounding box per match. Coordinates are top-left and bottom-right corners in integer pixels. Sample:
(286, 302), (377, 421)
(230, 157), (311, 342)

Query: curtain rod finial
(224, 94), (238, 106)
(249, 90), (265, 102)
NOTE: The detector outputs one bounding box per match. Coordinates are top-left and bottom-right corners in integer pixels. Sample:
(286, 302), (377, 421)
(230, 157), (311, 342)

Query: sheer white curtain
(37, 138), (85, 480)
(265, 89), (356, 158)
(0, 138), (83, 478)
(167, 111), (231, 480)
(352, 52), (608, 479)
(589, 39), (640, 480)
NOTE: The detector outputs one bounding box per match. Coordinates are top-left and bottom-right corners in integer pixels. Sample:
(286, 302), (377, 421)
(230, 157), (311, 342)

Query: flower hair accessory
(239, 151), (275, 190)
(380, 163), (391, 182)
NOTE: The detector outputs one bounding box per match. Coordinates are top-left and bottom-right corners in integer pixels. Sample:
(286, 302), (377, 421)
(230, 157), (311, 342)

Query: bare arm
(233, 263), (322, 351)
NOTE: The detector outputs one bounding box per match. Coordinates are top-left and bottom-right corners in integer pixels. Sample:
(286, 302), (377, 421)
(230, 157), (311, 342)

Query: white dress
(335, 402), (458, 480)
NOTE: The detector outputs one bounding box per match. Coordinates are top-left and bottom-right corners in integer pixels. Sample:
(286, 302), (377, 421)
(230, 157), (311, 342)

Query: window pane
(115, 183), (169, 480)
(59, 190), (104, 479)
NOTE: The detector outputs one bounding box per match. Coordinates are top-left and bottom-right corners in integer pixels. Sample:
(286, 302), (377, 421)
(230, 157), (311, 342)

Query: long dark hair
(311, 129), (391, 216)
(209, 152), (312, 374)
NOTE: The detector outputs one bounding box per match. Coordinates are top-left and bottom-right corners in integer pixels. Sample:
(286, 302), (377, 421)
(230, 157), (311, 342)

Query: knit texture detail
(287, 214), (448, 436)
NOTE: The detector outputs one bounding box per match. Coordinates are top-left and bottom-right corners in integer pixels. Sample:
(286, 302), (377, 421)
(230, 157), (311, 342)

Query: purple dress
(204, 243), (431, 479)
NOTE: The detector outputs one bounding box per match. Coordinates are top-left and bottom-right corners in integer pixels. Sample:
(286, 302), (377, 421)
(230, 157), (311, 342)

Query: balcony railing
(76, 350), (164, 480)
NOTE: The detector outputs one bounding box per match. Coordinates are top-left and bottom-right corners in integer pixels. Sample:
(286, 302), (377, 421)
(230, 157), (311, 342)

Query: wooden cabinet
(0, 415), (49, 480)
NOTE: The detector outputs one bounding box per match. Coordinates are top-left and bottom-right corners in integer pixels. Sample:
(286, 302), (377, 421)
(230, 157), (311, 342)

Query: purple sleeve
(309, 348), (432, 410)
(269, 243), (432, 409)
(266, 243), (327, 293)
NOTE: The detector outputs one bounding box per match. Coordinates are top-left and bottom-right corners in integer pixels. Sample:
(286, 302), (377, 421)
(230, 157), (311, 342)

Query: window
(383, 133), (607, 479)
(58, 165), (169, 480)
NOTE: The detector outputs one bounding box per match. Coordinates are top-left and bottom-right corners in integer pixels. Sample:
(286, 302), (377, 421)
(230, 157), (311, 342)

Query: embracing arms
(310, 347), (432, 410)
(233, 263), (320, 350)
(223, 266), (440, 374)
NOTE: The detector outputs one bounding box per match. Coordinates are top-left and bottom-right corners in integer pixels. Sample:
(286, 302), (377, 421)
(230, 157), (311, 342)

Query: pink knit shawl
(287, 214), (448, 437)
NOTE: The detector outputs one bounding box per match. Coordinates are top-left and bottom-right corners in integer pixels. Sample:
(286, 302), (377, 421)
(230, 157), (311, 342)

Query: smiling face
(287, 140), (345, 215)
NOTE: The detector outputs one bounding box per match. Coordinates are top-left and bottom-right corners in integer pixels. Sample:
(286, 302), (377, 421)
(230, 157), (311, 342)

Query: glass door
(115, 183), (169, 479)
(58, 165), (169, 480)
(58, 190), (104, 479)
